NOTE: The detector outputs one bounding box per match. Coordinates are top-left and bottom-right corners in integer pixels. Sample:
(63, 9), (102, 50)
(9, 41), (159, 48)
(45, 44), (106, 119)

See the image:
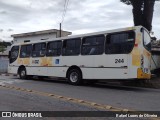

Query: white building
(11, 29), (72, 43)
(0, 47), (10, 73)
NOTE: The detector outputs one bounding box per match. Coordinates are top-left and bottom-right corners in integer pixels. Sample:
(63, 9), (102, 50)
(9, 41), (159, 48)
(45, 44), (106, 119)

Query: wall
(151, 54), (160, 71)
(14, 33), (57, 43)
(0, 56), (9, 73)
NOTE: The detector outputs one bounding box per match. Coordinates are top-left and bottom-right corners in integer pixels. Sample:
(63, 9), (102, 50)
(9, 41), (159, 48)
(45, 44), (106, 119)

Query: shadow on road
(18, 76), (152, 92)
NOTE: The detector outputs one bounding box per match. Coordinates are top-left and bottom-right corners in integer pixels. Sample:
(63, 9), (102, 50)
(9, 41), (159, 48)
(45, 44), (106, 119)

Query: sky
(0, 0), (159, 42)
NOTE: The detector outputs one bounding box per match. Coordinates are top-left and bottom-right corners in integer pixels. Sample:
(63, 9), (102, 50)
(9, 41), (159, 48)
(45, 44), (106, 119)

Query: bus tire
(19, 68), (27, 79)
(67, 69), (82, 85)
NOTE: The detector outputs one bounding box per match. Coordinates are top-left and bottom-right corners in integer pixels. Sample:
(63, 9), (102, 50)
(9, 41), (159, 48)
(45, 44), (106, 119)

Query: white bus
(8, 26), (151, 85)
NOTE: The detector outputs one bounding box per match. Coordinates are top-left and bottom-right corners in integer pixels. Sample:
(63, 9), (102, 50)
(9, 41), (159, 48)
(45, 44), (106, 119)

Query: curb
(0, 73), (18, 77)
(120, 79), (160, 89)
(149, 79), (160, 89)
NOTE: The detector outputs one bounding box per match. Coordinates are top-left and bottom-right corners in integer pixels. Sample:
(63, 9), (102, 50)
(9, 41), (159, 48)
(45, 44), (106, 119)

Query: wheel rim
(20, 70), (26, 78)
(70, 72), (78, 83)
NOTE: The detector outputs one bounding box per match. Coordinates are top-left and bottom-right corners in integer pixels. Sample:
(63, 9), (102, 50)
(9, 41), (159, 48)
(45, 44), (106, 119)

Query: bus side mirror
(8, 51), (11, 58)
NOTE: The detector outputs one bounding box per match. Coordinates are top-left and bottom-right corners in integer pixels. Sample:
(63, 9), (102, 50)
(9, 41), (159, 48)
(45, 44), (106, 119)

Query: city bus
(8, 26), (151, 85)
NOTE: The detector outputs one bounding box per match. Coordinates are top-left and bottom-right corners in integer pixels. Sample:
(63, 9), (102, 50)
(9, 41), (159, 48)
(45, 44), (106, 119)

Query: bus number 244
(115, 59), (124, 63)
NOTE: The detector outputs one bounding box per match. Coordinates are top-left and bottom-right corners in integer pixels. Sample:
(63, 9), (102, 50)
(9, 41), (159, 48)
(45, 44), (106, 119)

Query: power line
(60, 0), (70, 37)
(61, 0), (69, 23)
(61, 0), (70, 23)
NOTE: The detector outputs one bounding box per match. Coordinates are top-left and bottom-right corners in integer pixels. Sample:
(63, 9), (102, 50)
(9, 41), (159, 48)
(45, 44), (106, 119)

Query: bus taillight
(134, 43), (138, 47)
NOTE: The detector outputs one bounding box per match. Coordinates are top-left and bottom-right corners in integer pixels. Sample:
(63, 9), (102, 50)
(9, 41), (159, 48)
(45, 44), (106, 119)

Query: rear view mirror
(8, 51), (11, 58)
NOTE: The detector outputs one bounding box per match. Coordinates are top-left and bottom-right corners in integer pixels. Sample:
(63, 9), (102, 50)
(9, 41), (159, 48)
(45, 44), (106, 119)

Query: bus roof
(12, 26), (144, 46)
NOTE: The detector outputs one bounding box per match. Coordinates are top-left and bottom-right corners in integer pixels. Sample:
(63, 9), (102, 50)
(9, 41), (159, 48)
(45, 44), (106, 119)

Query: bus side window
(47, 41), (62, 56)
(20, 44), (32, 58)
(32, 43), (46, 57)
(105, 31), (135, 54)
(62, 38), (81, 56)
(81, 35), (105, 55)
(10, 46), (19, 63)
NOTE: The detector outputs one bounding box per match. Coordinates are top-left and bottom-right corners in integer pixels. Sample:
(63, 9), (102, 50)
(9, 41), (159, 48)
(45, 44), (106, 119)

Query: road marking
(0, 78), (23, 86)
(0, 84), (131, 111)
(0, 84), (159, 120)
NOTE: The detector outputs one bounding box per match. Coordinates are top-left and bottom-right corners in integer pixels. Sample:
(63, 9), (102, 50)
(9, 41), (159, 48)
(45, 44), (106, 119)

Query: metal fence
(0, 59), (9, 73)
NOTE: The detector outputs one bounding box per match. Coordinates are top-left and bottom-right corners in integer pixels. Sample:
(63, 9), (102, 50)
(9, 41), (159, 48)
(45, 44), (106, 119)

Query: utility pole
(60, 23), (62, 37)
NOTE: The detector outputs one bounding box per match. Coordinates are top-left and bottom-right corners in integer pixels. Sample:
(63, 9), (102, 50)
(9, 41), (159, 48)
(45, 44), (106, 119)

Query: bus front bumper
(137, 68), (151, 79)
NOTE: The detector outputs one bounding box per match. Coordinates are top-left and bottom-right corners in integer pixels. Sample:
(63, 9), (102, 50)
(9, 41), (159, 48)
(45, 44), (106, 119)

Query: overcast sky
(0, 0), (159, 42)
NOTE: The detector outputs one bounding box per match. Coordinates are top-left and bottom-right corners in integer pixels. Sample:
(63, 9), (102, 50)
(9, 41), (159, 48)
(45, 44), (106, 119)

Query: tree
(121, 0), (159, 32)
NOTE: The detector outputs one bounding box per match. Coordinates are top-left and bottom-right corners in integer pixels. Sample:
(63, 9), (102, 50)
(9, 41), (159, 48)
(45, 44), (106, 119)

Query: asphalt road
(0, 75), (160, 120)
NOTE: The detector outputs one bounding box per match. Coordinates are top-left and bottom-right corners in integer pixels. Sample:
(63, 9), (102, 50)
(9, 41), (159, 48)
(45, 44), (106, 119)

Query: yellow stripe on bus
(137, 68), (151, 79)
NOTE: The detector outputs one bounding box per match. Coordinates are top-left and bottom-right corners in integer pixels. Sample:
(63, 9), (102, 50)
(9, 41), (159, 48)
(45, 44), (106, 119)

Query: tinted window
(105, 31), (135, 54)
(32, 43), (46, 57)
(81, 35), (105, 55)
(62, 38), (81, 56)
(20, 44), (32, 58)
(47, 41), (62, 56)
(10, 46), (19, 63)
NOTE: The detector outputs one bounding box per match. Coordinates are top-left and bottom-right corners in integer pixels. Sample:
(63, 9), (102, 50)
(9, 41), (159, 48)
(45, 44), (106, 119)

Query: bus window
(105, 31), (135, 54)
(32, 43), (46, 57)
(47, 41), (62, 56)
(81, 35), (105, 55)
(10, 46), (19, 63)
(62, 38), (81, 56)
(20, 44), (32, 58)
(143, 29), (151, 51)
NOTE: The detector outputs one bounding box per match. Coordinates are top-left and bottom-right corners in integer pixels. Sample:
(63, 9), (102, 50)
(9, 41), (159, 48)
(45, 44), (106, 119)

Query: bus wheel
(19, 68), (27, 79)
(68, 69), (82, 85)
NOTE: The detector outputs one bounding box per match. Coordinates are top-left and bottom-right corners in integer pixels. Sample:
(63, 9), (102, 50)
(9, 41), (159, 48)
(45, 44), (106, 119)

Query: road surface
(0, 75), (160, 120)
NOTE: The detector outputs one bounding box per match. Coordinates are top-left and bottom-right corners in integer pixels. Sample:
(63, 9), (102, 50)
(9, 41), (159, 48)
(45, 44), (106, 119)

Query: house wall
(14, 33), (57, 43)
(0, 56), (9, 73)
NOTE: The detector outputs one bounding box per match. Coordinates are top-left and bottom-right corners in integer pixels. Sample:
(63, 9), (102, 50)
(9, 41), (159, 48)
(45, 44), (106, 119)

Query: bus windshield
(9, 46), (19, 63)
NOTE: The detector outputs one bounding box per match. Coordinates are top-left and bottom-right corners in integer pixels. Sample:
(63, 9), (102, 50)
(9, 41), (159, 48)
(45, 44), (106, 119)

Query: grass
(0, 46), (6, 52)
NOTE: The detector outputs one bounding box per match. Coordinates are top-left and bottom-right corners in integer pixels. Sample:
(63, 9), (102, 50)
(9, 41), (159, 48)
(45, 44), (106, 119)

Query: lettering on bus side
(115, 59), (124, 64)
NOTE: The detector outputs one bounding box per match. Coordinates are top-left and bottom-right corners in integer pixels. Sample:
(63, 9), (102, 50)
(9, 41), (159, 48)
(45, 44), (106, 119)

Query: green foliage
(120, 0), (159, 31)
(120, 0), (131, 5)
(0, 41), (11, 47)
(121, 0), (160, 5)
(0, 46), (5, 52)
(0, 41), (11, 52)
